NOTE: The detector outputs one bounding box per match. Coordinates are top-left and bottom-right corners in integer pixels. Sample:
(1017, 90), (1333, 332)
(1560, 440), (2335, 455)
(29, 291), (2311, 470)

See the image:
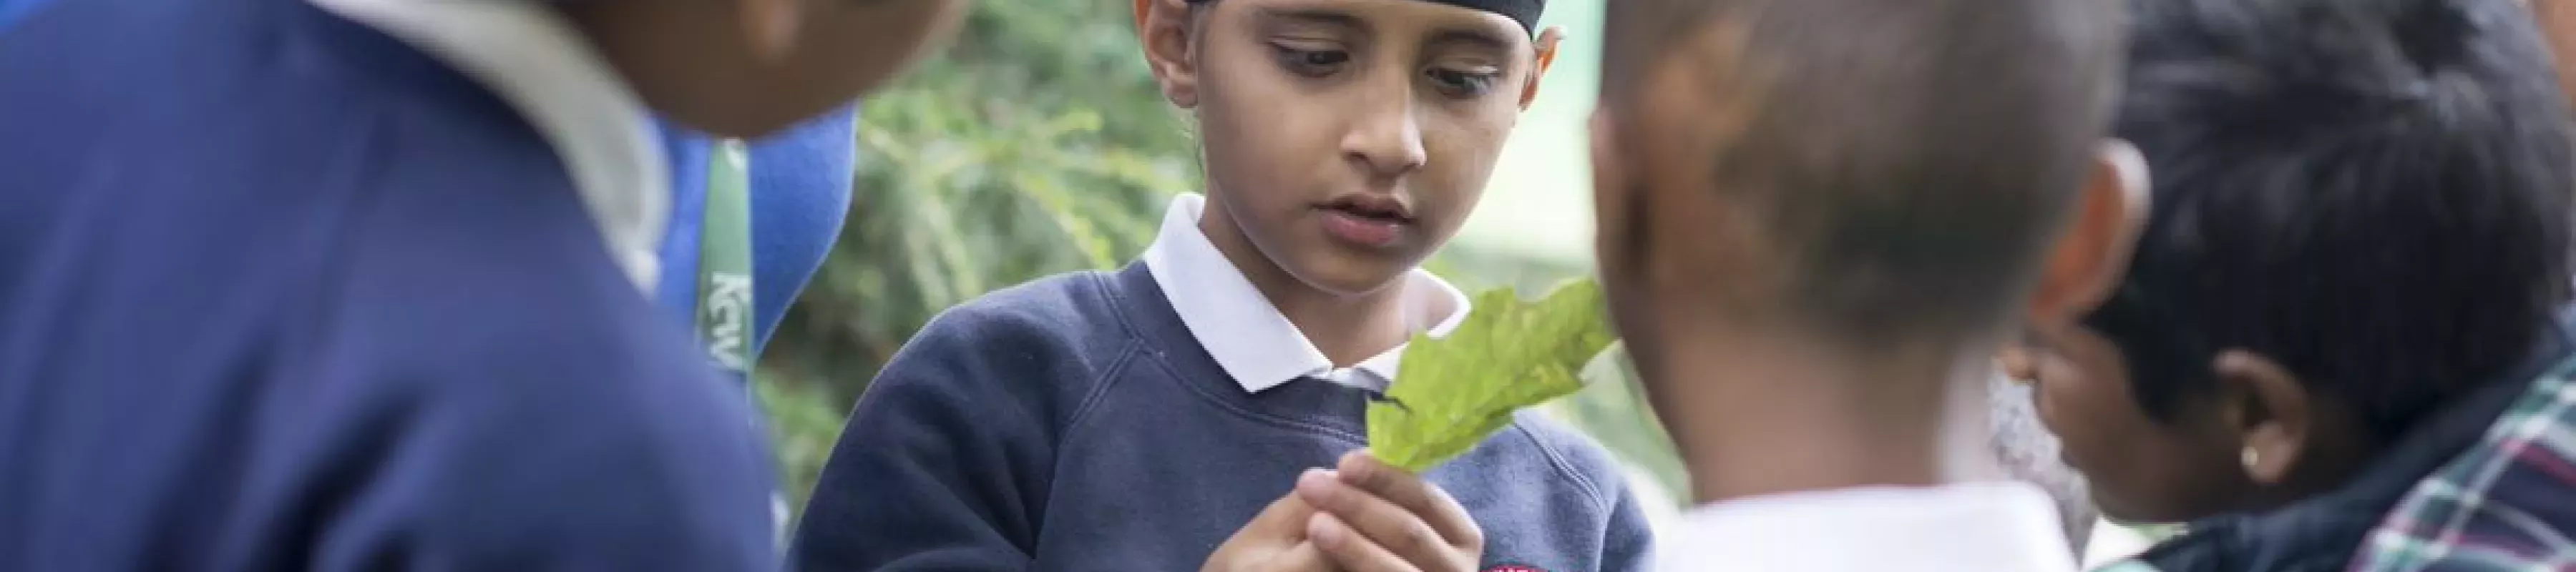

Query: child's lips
(1320, 192), (1415, 222)
(1319, 208), (1409, 248)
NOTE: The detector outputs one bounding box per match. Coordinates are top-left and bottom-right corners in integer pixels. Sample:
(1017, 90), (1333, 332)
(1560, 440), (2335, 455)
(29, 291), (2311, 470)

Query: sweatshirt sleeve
(790, 305), (1070, 571)
(306, 305), (781, 571)
(1600, 485), (1658, 572)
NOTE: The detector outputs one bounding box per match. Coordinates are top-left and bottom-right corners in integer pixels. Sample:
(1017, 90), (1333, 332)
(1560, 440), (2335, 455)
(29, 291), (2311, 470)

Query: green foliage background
(750, 0), (1687, 526)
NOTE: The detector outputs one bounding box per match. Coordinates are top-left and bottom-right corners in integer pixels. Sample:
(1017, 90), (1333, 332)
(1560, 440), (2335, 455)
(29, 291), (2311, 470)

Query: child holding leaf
(789, 0), (1653, 569)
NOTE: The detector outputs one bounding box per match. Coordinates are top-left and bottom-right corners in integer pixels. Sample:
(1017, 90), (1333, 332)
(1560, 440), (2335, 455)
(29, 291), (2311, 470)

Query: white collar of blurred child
(1143, 194), (1471, 394)
(308, 0), (669, 295)
(1660, 482), (2079, 571)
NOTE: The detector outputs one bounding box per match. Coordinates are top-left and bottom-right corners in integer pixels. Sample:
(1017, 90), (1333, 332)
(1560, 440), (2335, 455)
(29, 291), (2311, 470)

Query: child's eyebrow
(1425, 27), (1512, 52)
(1253, 6), (1370, 33)
(1252, 6), (1519, 50)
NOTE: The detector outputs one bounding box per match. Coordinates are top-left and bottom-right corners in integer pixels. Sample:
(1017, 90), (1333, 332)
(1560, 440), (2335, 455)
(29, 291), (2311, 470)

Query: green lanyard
(703, 140), (789, 543)
(696, 139), (756, 380)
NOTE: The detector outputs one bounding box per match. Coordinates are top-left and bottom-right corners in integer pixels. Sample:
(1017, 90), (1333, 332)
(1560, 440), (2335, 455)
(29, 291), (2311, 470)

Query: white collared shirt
(306, 0), (668, 295)
(1657, 483), (2081, 572)
(1141, 194), (1472, 393)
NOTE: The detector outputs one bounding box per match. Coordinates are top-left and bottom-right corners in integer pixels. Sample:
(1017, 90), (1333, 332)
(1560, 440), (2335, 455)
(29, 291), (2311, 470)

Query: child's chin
(1283, 255), (1420, 297)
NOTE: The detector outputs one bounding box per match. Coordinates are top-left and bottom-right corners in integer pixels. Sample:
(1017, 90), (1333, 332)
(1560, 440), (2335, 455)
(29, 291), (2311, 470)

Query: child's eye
(1271, 44), (1350, 77)
(1425, 67), (1501, 97)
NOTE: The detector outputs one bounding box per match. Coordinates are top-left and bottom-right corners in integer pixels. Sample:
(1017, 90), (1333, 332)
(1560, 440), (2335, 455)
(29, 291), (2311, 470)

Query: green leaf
(1368, 278), (1619, 472)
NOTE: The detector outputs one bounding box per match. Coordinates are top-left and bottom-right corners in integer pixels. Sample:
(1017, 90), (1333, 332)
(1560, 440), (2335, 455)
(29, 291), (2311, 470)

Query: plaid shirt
(2348, 356), (2576, 571)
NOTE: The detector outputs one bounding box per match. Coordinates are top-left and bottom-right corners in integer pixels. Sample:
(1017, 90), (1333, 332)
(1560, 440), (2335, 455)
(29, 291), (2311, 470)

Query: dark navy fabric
(0, 0), (779, 568)
(791, 262), (1657, 572)
(0, 0), (51, 30)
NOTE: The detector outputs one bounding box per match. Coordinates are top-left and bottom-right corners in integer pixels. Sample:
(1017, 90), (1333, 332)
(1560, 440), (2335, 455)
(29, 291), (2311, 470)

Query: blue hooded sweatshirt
(0, 0), (779, 568)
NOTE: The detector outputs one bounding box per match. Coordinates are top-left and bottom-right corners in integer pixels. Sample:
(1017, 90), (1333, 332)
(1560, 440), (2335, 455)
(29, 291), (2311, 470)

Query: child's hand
(1202, 494), (1343, 572)
(1295, 451), (1485, 572)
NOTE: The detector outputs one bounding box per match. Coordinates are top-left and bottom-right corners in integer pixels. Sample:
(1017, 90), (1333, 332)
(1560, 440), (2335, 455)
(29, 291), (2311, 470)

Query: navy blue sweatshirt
(791, 263), (1655, 572)
(0, 0), (776, 568)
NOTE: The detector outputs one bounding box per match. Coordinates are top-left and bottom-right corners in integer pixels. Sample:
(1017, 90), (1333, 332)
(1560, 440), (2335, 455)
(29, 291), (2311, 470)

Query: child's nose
(1337, 88), (1428, 177)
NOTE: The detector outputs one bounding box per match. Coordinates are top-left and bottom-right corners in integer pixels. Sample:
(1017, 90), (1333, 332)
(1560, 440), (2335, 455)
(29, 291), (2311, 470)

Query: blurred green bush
(753, 0), (1185, 516)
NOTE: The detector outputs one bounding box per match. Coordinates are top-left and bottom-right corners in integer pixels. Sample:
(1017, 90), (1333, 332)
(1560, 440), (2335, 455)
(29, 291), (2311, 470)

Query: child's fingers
(1297, 468), (1453, 567)
(1307, 512), (1423, 572)
(1251, 484), (1323, 538)
(1270, 541), (1343, 572)
(1335, 451), (1483, 548)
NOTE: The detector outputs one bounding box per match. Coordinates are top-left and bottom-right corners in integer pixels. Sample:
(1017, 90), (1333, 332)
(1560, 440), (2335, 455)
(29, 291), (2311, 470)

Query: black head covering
(1186, 0), (1543, 35)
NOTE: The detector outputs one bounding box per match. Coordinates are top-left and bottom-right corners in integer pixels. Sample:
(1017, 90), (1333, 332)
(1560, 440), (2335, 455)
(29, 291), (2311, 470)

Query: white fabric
(1657, 482), (2081, 572)
(1141, 194), (1471, 393)
(306, 0), (669, 295)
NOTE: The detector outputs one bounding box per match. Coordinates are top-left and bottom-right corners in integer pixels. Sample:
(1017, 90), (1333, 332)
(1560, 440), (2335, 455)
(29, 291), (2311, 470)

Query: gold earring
(2240, 446), (2262, 471)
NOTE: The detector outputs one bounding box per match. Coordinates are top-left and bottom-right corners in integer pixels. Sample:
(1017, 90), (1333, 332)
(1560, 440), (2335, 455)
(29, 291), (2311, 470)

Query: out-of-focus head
(2019, 0), (2573, 523)
(1130, 0), (1561, 297)
(1589, 0), (2136, 387)
(560, 0), (969, 138)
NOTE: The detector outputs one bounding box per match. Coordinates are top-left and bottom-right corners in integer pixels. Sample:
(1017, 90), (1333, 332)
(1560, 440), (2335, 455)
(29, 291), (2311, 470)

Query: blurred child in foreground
(1586, 0), (2138, 568)
(789, 0), (1659, 569)
(2004, 0), (2576, 569)
(0, 0), (957, 568)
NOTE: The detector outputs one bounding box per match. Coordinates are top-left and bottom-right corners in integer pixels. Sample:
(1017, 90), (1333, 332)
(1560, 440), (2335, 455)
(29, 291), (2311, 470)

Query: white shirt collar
(1142, 194), (1471, 394)
(308, 0), (668, 295)
(1659, 483), (2079, 572)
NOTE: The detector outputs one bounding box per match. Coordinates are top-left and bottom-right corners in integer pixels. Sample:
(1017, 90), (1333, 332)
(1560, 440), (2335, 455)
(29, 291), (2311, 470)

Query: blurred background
(748, 0), (2150, 563)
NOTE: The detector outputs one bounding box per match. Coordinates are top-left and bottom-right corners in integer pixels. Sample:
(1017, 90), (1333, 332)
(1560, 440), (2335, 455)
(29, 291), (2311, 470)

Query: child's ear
(1590, 107), (1653, 338)
(1591, 105), (1662, 318)
(2025, 140), (2150, 326)
(1138, 0), (1202, 109)
(2212, 350), (2312, 486)
(741, 0), (805, 63)
(1521, 26), (1566, 109)
(1589, 108), (1630, 265)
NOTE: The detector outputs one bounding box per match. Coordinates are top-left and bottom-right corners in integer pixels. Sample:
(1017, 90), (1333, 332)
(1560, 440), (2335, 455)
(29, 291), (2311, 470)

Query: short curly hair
(2100, 0), (2574, 436)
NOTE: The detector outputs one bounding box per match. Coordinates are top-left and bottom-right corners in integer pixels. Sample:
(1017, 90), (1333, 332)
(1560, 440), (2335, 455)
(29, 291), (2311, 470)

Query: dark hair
(2101, 0), (2575, 435)
(1597, 0), (2129, 340)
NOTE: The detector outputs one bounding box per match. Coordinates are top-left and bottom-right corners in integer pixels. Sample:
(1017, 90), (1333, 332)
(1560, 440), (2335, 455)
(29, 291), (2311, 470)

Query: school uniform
(793, 194), (1656, 572)
(0, 0), (776, 568)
